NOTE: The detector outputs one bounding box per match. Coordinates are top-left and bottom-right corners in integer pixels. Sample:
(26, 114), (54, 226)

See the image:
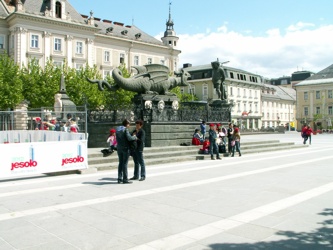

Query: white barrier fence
(0, 130), (87, 143)
(0, 140), (88, 179)
(0, 131), (88, 179)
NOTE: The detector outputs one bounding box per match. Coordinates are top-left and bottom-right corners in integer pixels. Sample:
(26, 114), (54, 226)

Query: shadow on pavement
(209, 208), (333, 250)
(82, 177), (119, 185)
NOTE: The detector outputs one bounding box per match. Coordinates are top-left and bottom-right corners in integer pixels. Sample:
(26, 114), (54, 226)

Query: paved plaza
(0, 132), (332, 249)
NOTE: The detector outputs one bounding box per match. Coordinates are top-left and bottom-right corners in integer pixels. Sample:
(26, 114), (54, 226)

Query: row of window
(230, 88), (258, 98)
(304, 90), (333, 100)
(304, 106), (333, 115)
(182, 85), (260, 100)
(31, 34), (84, 54)
(263, 102), (291, 109)
(0, 32), (171, 68)
(262, 113), (291, 120)
(234, 102), (258, 113)
(229, 72), (259, 83)
(29, 34), (168, 67)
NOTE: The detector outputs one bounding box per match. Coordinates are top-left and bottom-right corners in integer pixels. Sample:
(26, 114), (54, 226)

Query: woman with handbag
(231, 127), (242, 157)
(130, 120), (146, 181)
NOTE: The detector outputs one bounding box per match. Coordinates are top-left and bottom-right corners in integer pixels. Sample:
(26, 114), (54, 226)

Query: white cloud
(265, 28), (280, 37)
(176, 24), (333, 78)
(286, 22), (315, 32)
(217, 25), (228, 33)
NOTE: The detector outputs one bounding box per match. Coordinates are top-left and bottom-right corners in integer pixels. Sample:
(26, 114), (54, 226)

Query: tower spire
(161, 0), (178, 47)
(166, 1), (174, 30)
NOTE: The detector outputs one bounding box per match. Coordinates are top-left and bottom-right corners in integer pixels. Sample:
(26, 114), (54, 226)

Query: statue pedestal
(132, 94), (180, 122)
(208, 99), (233, 123)
(209, 99), (230, 108)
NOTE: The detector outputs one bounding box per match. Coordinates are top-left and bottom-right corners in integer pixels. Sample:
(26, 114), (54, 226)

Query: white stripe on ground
(0, 147), (328, 197)
(130, 181), (333, 250)
(0, 155), (332, 221)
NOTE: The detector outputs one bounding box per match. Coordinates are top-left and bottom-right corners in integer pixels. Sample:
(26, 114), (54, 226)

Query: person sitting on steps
(101, 129), (117, 157)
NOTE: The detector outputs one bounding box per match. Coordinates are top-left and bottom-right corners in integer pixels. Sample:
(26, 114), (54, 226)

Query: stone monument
(87, 64), (191, 122)
(54, 74), (76, 120)
(211, 59), (227, 102)
(210, 59), (232, 121)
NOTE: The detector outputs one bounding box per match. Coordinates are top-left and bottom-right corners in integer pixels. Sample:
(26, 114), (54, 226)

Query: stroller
(101, 146), (117, 157)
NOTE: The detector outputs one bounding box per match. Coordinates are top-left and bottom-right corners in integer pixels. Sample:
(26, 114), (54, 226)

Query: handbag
(231, 140), (235, 146)
(127, 129), (137, 151)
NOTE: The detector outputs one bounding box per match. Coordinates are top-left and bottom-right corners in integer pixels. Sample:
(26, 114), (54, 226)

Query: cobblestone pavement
(0, 132), (332, 249)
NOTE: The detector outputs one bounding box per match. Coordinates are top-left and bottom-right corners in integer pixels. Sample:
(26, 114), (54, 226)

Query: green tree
(64, 63), (107, 109)
(11, 58), (137, 110)
(170, 86), (199, 102)
(313, 113), (323, 131)
(20, 58), (61, 108)
(0, 54), (23, 110)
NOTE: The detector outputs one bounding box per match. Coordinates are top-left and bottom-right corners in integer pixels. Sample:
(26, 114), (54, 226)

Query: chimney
(114, 22), (124, 26)
(183, 63), (192, 68)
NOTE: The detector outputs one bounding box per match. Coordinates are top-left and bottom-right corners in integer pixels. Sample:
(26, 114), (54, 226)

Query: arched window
(55, 2), (62, 18)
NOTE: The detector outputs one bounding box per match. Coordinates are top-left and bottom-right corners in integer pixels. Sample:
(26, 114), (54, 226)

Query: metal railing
(87, 102), (231, 123)
(0, 107), (87, 136)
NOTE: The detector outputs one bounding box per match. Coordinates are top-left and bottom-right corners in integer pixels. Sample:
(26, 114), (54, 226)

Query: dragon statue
(87, 64), (191, 95)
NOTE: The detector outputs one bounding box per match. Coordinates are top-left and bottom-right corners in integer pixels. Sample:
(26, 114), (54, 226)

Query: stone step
(88, 146), (200, 165)
(87, 145), (200, 158)
(88, 141), (295, 165)
(83, 140), (307, 173)
(196, 143), (308, 159)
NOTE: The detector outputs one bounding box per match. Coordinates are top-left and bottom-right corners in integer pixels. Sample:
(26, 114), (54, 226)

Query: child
(69, 119), (79, 133)
(200, 121), (206, 140)
(221, 126), (227, 145)
(200, 138), (210, 154)
(101, 129), (117, 157)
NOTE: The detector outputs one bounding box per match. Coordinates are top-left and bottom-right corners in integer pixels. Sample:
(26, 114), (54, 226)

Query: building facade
(295, 64), (333, 130)
(0, 0), (180, 76)
(261, 84), (296, 129)
(182, 63), (296, 129)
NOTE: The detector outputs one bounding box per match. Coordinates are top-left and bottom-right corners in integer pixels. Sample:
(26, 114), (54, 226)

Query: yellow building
(295, 64), (333, 131)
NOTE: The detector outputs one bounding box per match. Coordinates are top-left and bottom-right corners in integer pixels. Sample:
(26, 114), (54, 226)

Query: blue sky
(69, 0), (333, 78)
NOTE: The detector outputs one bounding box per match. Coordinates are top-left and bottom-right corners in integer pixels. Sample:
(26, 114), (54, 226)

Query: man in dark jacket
(209, 123), (221, 160)
(130, 120), (146, 181)
(227, 123), (234, 154)
(116, 119), (137, 184)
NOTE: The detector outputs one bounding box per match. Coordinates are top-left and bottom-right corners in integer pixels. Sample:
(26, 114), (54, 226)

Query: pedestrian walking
(130, 120), (147, 181)
(116, 119), (137, 184)
(227, 123), (234, 154)
(209, 123), (221, 160)
(231, 127), (242, 157)
(306, 125), (313, 145)
(301, 124), (308, 144)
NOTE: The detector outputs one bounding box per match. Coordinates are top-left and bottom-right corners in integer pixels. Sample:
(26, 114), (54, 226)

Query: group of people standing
(195, 121), (242, 159)
(104, 119), (146, 184)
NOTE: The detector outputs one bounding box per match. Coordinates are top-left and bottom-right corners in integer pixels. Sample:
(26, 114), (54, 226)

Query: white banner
(0, 130), (87, 144)
(0, 140), (88, 178)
